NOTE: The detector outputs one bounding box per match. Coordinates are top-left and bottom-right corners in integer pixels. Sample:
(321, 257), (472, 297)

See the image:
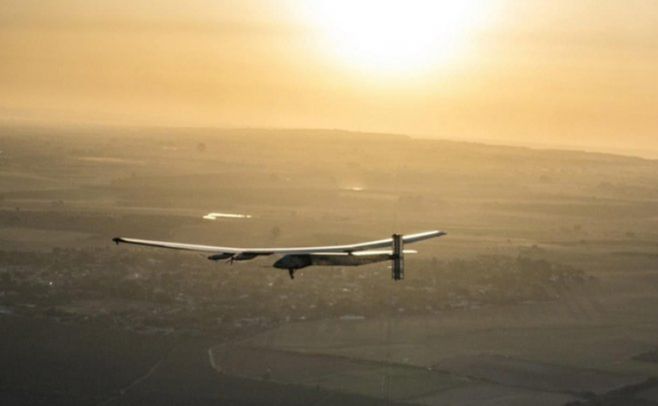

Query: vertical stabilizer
(392, 233), (404, 280)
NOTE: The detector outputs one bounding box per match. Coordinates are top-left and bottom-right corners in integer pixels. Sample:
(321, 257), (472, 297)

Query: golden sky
(1, 0), (657, 153)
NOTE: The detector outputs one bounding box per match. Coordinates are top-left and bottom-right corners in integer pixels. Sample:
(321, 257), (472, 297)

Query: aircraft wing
(112, 230), (445, 256)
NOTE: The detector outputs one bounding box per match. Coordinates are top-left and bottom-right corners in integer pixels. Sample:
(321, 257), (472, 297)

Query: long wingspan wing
(112, 237), (240, 253)
(112, 230), (445, 255)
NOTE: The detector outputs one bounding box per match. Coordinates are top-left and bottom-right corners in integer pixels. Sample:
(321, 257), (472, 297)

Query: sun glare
(303, 0), (490, 76)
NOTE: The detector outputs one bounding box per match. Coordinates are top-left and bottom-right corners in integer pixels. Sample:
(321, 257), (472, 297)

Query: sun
(302, 0), (490, 76)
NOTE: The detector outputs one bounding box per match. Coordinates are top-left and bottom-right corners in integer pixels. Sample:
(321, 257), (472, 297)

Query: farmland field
(1, 126), (657, 405)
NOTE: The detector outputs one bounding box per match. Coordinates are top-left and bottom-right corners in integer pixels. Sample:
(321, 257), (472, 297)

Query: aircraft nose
(273, 255), (311, 270)
(273, 257), (288, 269)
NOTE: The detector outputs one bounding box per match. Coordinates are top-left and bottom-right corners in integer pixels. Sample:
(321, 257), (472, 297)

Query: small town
(0, 247), (587, 338)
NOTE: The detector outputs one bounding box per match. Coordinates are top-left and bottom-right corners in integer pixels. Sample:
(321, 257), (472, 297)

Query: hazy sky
(1, 0), (657, 153)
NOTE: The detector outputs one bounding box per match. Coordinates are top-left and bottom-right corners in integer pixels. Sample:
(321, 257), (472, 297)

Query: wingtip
(112, 237), (122, 245)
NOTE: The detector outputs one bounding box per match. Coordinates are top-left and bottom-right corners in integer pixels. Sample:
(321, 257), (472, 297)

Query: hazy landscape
(1, 125), (657, 405)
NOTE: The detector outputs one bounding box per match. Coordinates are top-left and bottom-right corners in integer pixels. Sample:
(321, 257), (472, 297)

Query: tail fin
(392, 233), (404, 280)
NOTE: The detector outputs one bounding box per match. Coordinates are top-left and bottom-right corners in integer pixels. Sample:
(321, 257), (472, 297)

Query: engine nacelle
(208, 253), (233, 261)
(232, 252), (259, 261)
(392, 233), (404, 280)
(208, 252), (258, 262)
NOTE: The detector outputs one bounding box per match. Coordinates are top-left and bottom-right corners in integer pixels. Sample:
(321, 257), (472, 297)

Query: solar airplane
(112, 230), (446, 280)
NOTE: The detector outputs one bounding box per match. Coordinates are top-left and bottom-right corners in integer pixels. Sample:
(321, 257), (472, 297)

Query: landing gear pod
(392, 233), (404, 280)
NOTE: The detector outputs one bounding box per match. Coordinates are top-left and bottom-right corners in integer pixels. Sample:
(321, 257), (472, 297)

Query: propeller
(226, 253), (239, 264)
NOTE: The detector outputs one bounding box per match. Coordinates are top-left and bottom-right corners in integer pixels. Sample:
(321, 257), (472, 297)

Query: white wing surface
(112, 230), (445, 256)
